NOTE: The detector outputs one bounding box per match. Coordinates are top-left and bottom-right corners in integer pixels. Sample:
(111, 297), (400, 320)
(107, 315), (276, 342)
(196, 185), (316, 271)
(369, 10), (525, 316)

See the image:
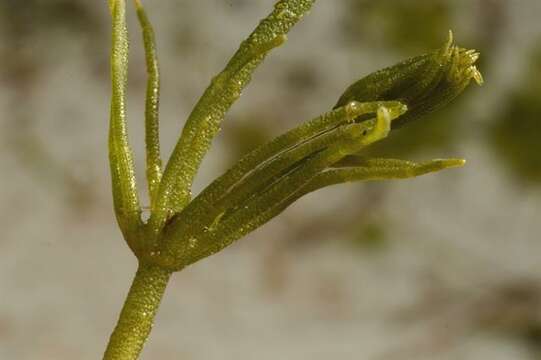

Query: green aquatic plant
(103, 1), (482, 358)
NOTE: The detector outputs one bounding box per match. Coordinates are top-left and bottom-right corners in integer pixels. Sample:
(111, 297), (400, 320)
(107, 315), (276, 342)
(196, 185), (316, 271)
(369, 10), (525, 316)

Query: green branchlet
(104, 0), (482, 358)
(108, 0), (143, 254)
(135, 0), (162, 209)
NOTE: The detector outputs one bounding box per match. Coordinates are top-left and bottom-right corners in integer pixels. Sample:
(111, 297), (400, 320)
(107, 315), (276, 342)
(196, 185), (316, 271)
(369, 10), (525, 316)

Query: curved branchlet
(303, 157), (466, 194)
(148, 0), (317, 236)
(109, 0), (142, 247)
(134, 0), (162, 208)
(258, 158), (466, 229)
(157, 104), (404, 270)
(335, 31), (483, 128)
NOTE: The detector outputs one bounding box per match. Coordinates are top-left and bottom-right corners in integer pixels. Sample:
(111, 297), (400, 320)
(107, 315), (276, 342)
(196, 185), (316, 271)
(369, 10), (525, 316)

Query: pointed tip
(417, 158), (466, 175)
(448, 29), (454, 44)
(442, 158), (466, 168)
(472, 67), (484, 86)
(446, 30), (455, 50)
(439, 29), (456, 61)
(388, 102), (408, 122)
(398, 102), (408, 116)
(381, 102), (408, 121)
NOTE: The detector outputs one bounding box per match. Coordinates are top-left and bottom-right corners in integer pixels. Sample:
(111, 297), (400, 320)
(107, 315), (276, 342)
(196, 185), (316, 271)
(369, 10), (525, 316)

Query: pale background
(1, 1), (541, 359)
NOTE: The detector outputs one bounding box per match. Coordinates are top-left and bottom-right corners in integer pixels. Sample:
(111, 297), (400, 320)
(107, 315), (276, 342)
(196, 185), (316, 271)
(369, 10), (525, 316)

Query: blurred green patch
(344, 0), (452, 53)
(350, 219), (388, 251)
(489, 48), (541, 185)
(224, 115), (273, 160)
(0, 1), (98, 34)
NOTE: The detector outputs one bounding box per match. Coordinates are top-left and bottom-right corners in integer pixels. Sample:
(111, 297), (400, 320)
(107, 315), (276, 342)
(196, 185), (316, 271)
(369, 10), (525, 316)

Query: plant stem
(103, 262), (172, 360)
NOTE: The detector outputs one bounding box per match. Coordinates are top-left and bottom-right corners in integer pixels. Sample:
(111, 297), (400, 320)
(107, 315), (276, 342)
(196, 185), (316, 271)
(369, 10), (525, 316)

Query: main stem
(103, 262), (172, 360)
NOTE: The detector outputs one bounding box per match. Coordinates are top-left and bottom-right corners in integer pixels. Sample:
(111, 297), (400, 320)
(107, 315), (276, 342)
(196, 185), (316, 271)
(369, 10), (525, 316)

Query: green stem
(103, 263), (172, 360)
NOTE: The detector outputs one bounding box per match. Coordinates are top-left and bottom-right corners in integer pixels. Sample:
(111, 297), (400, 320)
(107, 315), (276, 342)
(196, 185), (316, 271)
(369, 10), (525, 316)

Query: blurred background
(1, 0), (541, 359)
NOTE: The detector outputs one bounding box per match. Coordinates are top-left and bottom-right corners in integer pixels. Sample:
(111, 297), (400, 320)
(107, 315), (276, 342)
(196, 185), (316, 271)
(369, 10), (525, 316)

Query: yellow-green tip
(436, 158), (467, 169)
(444, 30), (483, 86)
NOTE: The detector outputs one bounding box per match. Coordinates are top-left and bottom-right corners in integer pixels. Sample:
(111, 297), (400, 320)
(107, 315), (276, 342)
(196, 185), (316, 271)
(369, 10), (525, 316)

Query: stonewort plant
(103, 0), (483, 358)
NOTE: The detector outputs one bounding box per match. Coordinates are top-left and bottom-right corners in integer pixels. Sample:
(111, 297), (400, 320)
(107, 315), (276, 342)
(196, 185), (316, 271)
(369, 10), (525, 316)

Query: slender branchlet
(302, 158), (466, 194)
(109, 0), (142, 250)
(135, 0), (162, 209)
